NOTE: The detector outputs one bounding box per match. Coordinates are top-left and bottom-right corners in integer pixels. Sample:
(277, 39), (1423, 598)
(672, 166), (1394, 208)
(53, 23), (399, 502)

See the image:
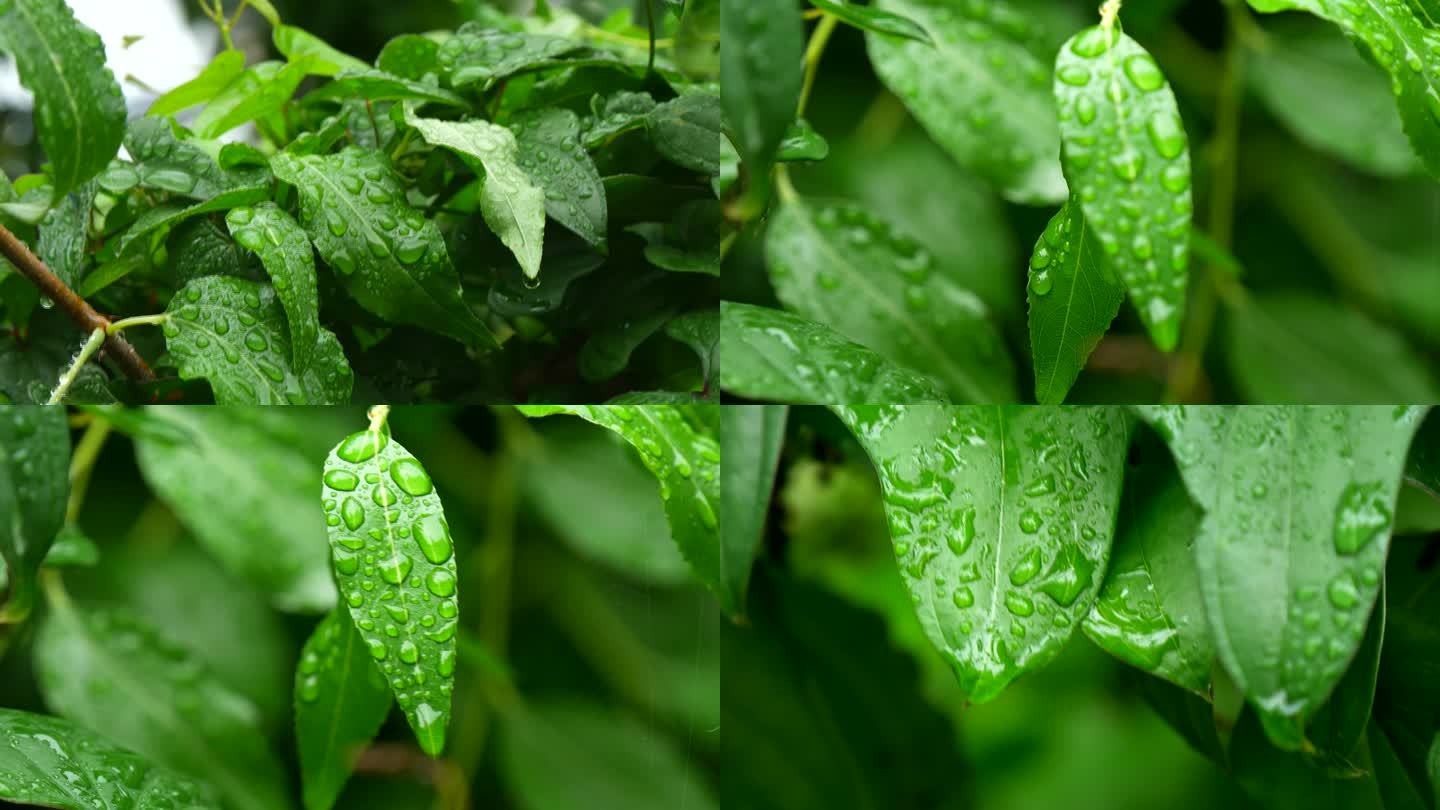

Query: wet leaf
(225, 203), (321, 372)
(273, 24), (370, 76)
(117, 185), (273, 256)
(664, 308), (719, 393)
(584, 90), (657, 149)
(720, 0), (803, 169)
(194, 59), (314, 139)
(147, 49), (246, 117)
(775, 118), (830, 162)
(305, 69), (468, 107)
(808, 0), (932, 43)
(376, 34), (440, 80)
(510, 108), (608, 248)
(437, 28), (586, 87)
(646, 93), (722, 175)
(719, 405), (786, 618)
(0, 405), (68, 622)
(122, 118), (270, 202)
(37, 181), (96, 289)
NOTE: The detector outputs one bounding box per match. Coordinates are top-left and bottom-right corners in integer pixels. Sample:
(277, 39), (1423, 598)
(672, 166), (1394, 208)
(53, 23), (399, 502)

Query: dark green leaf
(123, 118), (270, 202)
(1309, 583), (1386, 772)
(584, 90), (657, 148)
(646, 93), (722, 175)
(808, 0), (932, 43)
(437, 29), (586, 87)
(511, 108), (608, 248)
(225, 202), (322, 372)
(37, 182), (95, 289)
(720, 0), (803, 168)
(117, 185), (272, 256)
(377, 34), (440, 80)
(0, 405), (68, 622)
(718, 405), (785, 618)
(578, 304), (676, 382)
(0, 318), (114, 403)
(305, 69), (468, 107)
(665, 308), (719, 392)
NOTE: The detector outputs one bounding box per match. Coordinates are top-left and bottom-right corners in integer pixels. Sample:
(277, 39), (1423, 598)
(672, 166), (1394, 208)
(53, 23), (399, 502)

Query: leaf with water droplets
(117, 185), (272, 257)
(835, 404), (1131, 702)
(720, 0), (803, 170)
(438, 27), (587, 88)
(719, 301), (948, 403)
(1307, 581), (1386, 770)
(775, 118), (830, 162)
(123, 117), (271, 201)
(665, 308), (719, 394)
(194, 59), (313, 139)
(1028, 196), (1125, 405)
(269, 147), (495, 346)
(866, 0), (1066, 204)
(322, 423), (458, 757)
(646, 93), (722, 175)
(401, 109), (546, 282)
(0, 405), (68, 622)
(0, 317), (115, 404)
(0, 708), (221, 810)
(295, 608), (392, 810)
(377, 34), (440, 80)
(515, 405), (723, 607)
(808, 0), (932, 43)
(765, 197), (1016, 402)
(1246, 0), (1440, 178)
(147, 48), (246, 117)
(36, 181), (95, 289)
(164, 276), (352, 405)
(0, 0), (126, 199)
(273, 24), (370, 77)
(510, 107), (608, 248)
(35, 604), (291, 810)
(1134, 404), (1427, 750)
(225, 203), (321, 373)
(304, 69), (469, 108)
(719, 406), (786, 619)
(1054, 25), (1192, 351)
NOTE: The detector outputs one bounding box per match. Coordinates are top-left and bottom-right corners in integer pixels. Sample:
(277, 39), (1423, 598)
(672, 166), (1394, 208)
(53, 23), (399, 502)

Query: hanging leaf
(720, 0), (803, 170)
(0, 405), (68, 622)
(510, 107), (608, 248)
(225, 203), (322, 372)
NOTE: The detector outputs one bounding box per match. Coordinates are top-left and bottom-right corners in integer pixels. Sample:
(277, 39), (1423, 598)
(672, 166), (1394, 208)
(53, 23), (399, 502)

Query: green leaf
(225, 203), (321, 372)
(295, 608), (393, 810)
(1028, 197), (1125, 405)
(578, 303), (677, 382)
(304, 69), (469, 107)
(1309, 582), (1386, 771)
(36, 603), (292, 810)
(133, 407), (339, 612)
(163, 276), (353, 405)
(719, 301), (949, 403)
(148, 49), (247, 117)
(377, 34), (440, 80)
(438, 28), (586, 87)
(274, 25), (370, 76)
(674, 0), (721, 76)
(510, 108), (608, 248)
(0, 405), (68, 622)
(194, 59), (313, 139)
(765, 196), (1016, 402)
(584, 90), (657, 148)
(499, 701), (716, 810)
(37, 182), (95, 289)
(1135, 405), (1426, 750)
(1247, 0), (1440, 178)
(1225, 293), (1440, 403)
(720, 0), (803, 168)
(400, 110), (547, 281)
(117, 185), (272, 256)
(515, 405), (722, 603)
(836, 404), (1131, 702)
(646, 93), (722, 174)
(1374, 540), (1440, 809)
(1053, 26), (1192, 351)
(269, 147), (495, 346)
(0, 708), (221, 810)
(718, 405), (785, 619)
(808, 0), (931, 42)
(0, 319), (114, 404)
(0, 0), (126, 198)
(1082, 448), (1212, 696)
(664, 308), (719, 392)
(628, 201), (721, 276)
(123, 118), (271, 201)
(322, 423), (458, 757)
(866, 0), (1066, 204)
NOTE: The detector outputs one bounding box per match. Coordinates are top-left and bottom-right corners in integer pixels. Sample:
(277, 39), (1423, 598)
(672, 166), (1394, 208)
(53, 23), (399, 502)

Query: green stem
(367, 404), (391, 433)
(1100, 0), (1123, 28)
(796, 14), (839, 119)
(66, 417), (113, 525)
(48, 328), (106, 405)
(107, 313), (168, 335)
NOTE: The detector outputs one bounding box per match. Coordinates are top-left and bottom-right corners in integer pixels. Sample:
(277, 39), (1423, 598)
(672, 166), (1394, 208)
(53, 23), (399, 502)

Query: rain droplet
(390, 458), (433, 496)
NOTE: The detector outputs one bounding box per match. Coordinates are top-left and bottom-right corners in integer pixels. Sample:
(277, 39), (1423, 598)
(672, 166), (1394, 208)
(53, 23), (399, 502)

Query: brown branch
(0, 221), (155, 384)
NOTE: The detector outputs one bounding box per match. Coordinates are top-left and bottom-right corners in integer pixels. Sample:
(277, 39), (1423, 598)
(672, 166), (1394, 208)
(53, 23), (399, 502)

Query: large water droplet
(425, 569), (456, 597)
(1333, 481), (1391, 555)
(414, 514), (453, 564)
(341, 497), (365, 531)
(379, 556), (413, 585)
(390, 458), (433, 496)
(337, 430), (387, 463)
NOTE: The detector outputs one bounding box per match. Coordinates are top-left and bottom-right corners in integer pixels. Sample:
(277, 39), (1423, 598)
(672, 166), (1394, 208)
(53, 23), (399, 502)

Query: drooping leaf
(1054, 25), (1192, 351)
(437, 28), (587, 87)
(765, 197), (1016, 402)
(510, 108), (608, 248)
(148, 49), (247, 117)
(401, 110), (547, 281)
(0, 708), (221, 810)
(719, 301), (948, 403)
(836, 404), (1131, 702)
(0, 405), (68, 622)
(225, 203), (321, 372)
(304, 69), (468, 107)
(1309, 583), (1387, 771)
(1028, 197), (1125, 405)
(133, 407), (338, 612)
(163, 276), (352, 405)
(718, 405), (786, 619)
(646, 93), (722, 175)
(270, 147), (495, 346)
(1135, 405), (1426, 750)
(35, 603), (292, 810)
(720, 0), (803, 170)
(295, 608), (392, 810)
(273, 25), (370, 76)
(866, 0), (1066, 204)
(322, 423), (458, 757)
(0, 0), (127, 198)
(808, 0), (931, 42)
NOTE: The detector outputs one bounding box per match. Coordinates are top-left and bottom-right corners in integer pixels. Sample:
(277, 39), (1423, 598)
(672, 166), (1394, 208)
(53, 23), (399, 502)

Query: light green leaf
(295, 608), (392, 810)
(1028, 197), (1125, 405)
(765, 196), (1015, 402)
(148, 49), (246, 117)
(511, 108), (607, 248)
(133, 407), (339, 612)
(720, 0), (803, 168)
(36, 603), (291, 810)
(322, 423), (458, 757)
(809, 0), (931, 42)
(0, 0), (126, 198)
(226, 203), (321, 373)
(273, 25), (369, 76)
(719, 301), (949, 403)
(867, 0), (1066, 204)
(247, 0), (280, 25)
(674, 0), (721, 77)
(163, 276), (353, 405)
(401, 110), (546, 281)
(438, 28), (585, 87)
(836, 404), (1130, 702)
(1054, 26), (1192, 351)
(0, 405), (68, 622)
(719, 405), (786, 619)
(647, 94), (722, 175)
(1135, 405), (1426, 750)
(269, 147), (495, 346)
(304, 69), (468, 107)
(0, 708), (221, 810)
(194, 59), (312, 139)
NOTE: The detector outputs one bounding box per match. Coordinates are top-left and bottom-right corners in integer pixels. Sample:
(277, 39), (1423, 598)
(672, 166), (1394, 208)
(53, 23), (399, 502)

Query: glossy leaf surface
(808, 0), (931, 42)
(147, 49), (245, 117)
(437, 28), (585, 87)
(720, 0), (803, 168)
(122, 118), (269, 202)
(224, 203), (320, 372)
(718, 405), (786, 618)
(273, 25), (370, 76)
(646, 94), (722, 175)
(0, 405), (68, 621)
(510, 108), (607, 248)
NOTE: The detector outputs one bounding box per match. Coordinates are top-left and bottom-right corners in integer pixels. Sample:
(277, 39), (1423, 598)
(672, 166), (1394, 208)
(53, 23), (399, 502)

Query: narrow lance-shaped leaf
(719, 406), (787, 619)
(1054, 25), (1192, 351)
(1136, 405), (1426, 750)
(273, 24), (370, 76)
(1028, 197), (1124, 405)
(0, 405), (69, 622)
(226, 203), (321, 372)
(0, 0), (127, 198)
(835, 404), (1131, 702)
(37, 181), (96, 290)
(720, 0), (803, 169)
(148, 49), (246, 117)
(322, 423), (458, 757)
(303, 69), (469, 107)
(808, 0), (931, 43)
(194, 59), (313, 139)
(295, 608), (393, 810)
(510, 108), (608, 249)
(0, 708), (221, 810)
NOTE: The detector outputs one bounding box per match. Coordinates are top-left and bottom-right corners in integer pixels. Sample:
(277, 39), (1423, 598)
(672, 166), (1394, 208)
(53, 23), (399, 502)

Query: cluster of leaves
(720, 0), (1440, 405)
(0, 402), (721, 810)
(723, 404), (1440, 809)
(0, 0), (721, 405)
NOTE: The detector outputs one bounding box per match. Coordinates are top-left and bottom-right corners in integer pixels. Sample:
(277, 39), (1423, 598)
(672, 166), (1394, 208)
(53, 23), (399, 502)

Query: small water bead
(367, 639), (388, 660)
(1327, 574), (1360, 610)
(1075, 96), (1097, 125)
(1010, 547), (1043, 586)
(1031, 270), (1053, 296)
(1146, 112), (1187, 160)
(1070, 26), (1114, 59)
(1005, 592), (1036, 617)
(414, 515), (453, 564)
(425, 569), (456, 598)
(426, 620), (458, 643)
(1056, 63), (1092, 87)
(438, 600), (458, 619)
(1333, 481), (1391, 555)
(1019, 510), (1043, 534)
(334, 550), (359, 575)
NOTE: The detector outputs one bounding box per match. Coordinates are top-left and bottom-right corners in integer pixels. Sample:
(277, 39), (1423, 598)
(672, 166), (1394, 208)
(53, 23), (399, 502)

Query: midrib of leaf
(479, 150), (536, 259)
(14, 0), (84, 194)
(10, 741), (92, 808)
(1131, 528), (1193, 676)
(789, 199), (988, 402)
(633, 407), (716, 580)
(1034, 219), (1093, 400)
(983, 408), (1008, 646)
(183, 301), (289, 400)
(317, 618), (363, 790)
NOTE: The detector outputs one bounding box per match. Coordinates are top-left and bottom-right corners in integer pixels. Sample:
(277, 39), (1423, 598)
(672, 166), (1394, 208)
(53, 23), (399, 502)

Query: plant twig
(797, 14), (840, 119)
(0, 221), (155, 384)
(48, 328), (106, 405)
